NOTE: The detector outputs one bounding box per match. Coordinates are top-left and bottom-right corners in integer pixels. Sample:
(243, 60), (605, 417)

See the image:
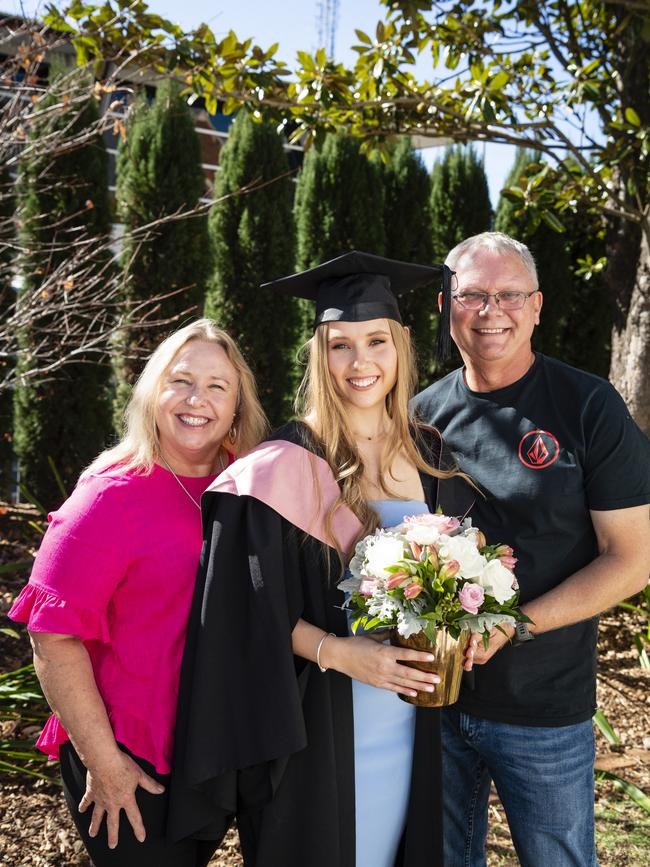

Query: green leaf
(625, 107), (641, 127)
(481, 98), (496, 124)
(490, 71), (509, 91)
(355, 29), (372, 45)
(423, 621), (438, 642)
(470, 63), (484, 82)
(540, 210), (565, 233)
(634, 635), (650, 671)
(593, 709), (620, 745)
(596, 771), (650, 814)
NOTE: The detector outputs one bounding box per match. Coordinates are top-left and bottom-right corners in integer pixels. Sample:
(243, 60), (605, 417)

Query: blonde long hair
(84, 319), (268, 478)
(295, 320), (460, 555)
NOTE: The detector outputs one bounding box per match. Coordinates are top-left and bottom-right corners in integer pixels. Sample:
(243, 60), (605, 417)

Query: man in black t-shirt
(413, 232), (650, 867)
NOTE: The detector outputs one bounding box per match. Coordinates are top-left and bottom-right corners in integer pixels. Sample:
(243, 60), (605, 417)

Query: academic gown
(167, 421), (474, 867)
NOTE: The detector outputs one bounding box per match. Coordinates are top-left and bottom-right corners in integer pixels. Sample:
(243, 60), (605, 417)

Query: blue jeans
(442, 707), (598, 867)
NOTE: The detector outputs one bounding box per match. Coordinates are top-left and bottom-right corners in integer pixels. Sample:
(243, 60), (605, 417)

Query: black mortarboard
(262, 251), (454, 360)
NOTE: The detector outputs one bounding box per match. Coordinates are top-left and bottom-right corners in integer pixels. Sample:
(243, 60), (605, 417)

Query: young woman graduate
(167, 252), (474, 867)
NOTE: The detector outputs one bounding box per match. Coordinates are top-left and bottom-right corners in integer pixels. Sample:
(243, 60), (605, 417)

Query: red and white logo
(517, 429), (560, 470)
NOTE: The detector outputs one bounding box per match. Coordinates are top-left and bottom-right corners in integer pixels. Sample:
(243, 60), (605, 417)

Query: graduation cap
(262, 251), (455, 360)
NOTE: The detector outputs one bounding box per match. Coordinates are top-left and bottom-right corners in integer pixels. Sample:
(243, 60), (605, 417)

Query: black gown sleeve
(167, 491), (310, 843)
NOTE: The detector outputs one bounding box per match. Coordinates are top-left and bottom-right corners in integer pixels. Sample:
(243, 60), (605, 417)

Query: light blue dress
(350, 499), (430, 867)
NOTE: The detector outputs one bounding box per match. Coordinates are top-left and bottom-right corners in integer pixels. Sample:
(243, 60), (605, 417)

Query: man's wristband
(511, 615), (535, 647)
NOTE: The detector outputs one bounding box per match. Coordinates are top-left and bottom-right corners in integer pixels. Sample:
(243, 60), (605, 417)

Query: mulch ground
(1, 503), (649, 866)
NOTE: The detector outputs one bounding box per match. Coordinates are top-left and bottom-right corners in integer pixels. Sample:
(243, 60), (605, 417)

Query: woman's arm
(291, 618), (440, 698)
(30, 632), (164, 849)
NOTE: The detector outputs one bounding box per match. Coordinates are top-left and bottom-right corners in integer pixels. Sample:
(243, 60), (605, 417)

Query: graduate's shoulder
(205, 420), (325, 499)
(267, 419), (321, 452)
(203, 420), (363, 550)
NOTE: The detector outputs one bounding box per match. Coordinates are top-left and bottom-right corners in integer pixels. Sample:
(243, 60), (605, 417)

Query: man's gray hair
(445, 232), (539, 291)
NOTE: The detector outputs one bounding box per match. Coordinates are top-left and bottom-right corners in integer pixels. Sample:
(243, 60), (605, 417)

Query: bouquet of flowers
(339, 512), (530, 647)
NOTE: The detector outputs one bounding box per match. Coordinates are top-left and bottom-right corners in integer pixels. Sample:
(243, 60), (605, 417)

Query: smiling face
(449, 248), (543, 383)
(325, 318), (399, 414)
(155, 339), (239, 474)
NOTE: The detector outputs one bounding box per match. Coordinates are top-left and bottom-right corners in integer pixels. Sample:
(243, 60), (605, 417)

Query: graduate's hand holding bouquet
(338, 512), (531, 706)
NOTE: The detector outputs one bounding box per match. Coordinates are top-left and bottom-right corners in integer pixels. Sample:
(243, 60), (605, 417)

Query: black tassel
(436, 265), (454, 362)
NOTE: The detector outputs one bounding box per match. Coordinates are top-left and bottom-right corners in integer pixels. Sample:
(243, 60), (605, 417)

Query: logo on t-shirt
(517, 429), (560, 469)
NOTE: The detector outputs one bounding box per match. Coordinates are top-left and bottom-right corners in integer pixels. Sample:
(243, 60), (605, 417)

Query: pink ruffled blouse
(9, 463), (220, 774)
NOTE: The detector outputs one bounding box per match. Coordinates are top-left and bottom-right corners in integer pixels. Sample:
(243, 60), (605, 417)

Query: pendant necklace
(353, 428), (389, 442)
(160, 449), (227, 511)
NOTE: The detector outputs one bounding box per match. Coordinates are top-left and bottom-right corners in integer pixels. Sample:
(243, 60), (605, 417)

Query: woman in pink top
(9, 319), (267, 866)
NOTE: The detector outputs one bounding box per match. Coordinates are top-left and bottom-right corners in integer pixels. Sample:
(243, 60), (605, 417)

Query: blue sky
(14, 0), (517, 204)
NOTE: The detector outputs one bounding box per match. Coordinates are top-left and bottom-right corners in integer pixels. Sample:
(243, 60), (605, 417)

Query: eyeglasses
(452, 290), (539, 311)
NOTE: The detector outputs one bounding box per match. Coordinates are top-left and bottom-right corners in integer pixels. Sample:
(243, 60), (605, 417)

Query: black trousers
(60, 742), (222, 867)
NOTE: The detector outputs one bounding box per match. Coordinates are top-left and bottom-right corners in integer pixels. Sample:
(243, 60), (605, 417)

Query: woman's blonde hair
(296, 319), (460, 556)
(84, 319), (268, 478)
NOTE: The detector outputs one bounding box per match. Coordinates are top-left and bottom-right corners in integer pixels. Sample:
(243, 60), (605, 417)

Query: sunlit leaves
(43, 0), (649, 229)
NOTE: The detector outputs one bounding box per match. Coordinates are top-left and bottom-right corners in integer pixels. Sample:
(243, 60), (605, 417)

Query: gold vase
(390, 628), (466, 708)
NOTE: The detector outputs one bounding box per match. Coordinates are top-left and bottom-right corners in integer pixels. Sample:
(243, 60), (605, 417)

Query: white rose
(438, 534), (486, 579)
(364, 533), (407, 579)
(476, 559), (517, 605)
(404, 524), (441, 546)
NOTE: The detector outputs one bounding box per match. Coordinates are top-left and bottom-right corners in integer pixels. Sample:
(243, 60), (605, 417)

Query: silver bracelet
(316, 632), (336, 673)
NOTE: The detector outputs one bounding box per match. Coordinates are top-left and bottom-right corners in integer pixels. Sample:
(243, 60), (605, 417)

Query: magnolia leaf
(481, 98), (496, 123)
(355, 29), (372, 45)
(625, 107), (641, 127)
(491, 71), (509, 91)
(540, 210), (565, 233)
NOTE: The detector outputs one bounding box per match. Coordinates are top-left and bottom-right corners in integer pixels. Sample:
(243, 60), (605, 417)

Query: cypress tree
(13, 76), (112, 509)
(204, 111), (299, 426)
(495, 150), (609, 376)
(295, 132), (385, 270)
(0, 166), (14, 499)
(380, 138), (436, 386)
(114, 79), (210, 425)
(430, 145), (493, 260)
(429, 144), (493, 373)
(294, 132), (386, 351)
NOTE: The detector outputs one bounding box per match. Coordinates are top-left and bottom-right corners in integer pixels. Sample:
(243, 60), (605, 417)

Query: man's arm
(466, 504), (650, 668)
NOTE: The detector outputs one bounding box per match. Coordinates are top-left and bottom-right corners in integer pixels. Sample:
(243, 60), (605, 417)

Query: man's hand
(463, 625), (515, 671)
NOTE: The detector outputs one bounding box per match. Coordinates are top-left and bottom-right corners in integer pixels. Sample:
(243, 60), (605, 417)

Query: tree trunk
(608, 225), (650, 436)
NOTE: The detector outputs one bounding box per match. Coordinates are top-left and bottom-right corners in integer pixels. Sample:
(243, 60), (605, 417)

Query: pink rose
(498, 555), (518, 571)
(458, 582), (485, 615)
(359, 579), (379, 597)
(404, 512), (461, 535)
(495, 544), (514, 557)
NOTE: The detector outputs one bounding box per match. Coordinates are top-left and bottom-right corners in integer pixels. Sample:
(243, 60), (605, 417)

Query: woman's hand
(79, 750), (165, 849)
(29, 632), (164, 849)
(325, 634), (441, 697)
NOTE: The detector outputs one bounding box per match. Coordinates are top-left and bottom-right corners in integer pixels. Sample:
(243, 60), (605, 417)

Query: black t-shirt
(412, 354), (650, 726)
